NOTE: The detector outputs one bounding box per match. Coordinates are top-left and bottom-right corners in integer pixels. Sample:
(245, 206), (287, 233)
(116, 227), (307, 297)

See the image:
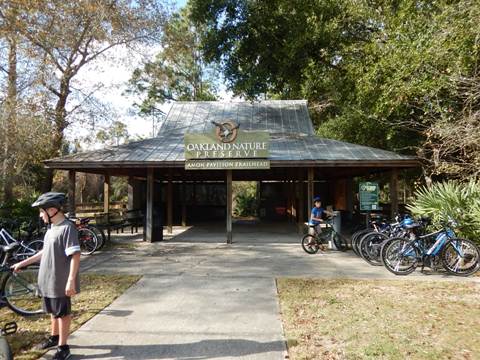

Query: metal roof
(45, 100), (418, 169)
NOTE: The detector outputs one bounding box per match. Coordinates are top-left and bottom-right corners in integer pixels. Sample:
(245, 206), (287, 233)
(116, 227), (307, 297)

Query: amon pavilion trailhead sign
(184, 120), (270, 170)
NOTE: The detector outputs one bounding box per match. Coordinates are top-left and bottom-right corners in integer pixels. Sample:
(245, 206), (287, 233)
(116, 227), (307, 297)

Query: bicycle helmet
(313, 196), (321, 202)
(32, 192), (66, 224)
(401, 217), (413, 227)
(32, 192), (66, 209)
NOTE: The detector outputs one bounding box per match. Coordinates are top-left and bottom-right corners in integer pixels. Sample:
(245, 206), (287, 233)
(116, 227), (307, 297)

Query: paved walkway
(42, 227), (479, 359)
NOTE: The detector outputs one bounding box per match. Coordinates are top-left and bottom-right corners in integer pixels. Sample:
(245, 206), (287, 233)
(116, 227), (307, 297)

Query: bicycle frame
(0, 229), (38, 259)
(398, 227), (456, 260)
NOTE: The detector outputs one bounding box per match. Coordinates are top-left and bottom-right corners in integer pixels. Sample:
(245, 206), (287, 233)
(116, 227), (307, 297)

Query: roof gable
(158, 100), (314, 136)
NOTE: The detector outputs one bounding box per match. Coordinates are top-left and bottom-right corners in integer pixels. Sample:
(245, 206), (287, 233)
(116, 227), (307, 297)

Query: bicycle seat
(0, 243), (20, 254)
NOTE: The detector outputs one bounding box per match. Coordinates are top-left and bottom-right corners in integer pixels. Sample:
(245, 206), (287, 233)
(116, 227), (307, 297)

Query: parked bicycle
(382, 220), (480, 276)
(68, 217), (103, 254)
(0, 228), (43, 263)
(0, 243), (44, 316)
(358, 215), (420, 266)
(302, 218), (348, 254)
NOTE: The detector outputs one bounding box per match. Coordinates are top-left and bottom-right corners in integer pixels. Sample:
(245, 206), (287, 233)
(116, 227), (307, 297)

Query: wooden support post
(145, 169), (154, 243)
(181, 182), (187, 227)
(346, 178), (354, 220)
(167, 172), (173, 234)
(289, 180), (295, 222)
(127, 176), (134, 210)
(390, 168), (399, 220)
(307, 168), (314, 217)
(103, 175), (110, 214)
(226, 170), (233, 244)
(68, 170), (76, 217)
(297, 169), (305, 234)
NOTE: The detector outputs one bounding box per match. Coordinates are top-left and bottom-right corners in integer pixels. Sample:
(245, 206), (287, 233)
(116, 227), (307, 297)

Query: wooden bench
(94, 210), (144, 241)
(123, 209), (144, 233)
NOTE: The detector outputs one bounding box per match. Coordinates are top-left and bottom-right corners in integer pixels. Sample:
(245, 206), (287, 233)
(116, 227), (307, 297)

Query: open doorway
(232, 181), (259, 224)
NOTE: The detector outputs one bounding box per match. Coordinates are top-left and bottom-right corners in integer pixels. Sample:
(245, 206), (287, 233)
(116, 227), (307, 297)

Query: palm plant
(406, 180), (480, 243)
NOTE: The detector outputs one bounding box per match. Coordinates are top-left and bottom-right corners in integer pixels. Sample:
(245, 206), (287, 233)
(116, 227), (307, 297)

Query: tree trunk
(2, 37), (18, 203)
(41, 76), (71, 192)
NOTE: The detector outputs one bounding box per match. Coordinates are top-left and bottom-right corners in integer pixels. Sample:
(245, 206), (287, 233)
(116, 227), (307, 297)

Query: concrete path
(42, 228), (479, 359)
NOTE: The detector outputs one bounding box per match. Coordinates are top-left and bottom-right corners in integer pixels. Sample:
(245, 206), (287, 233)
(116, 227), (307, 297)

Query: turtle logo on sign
(211, 120), (240, 143)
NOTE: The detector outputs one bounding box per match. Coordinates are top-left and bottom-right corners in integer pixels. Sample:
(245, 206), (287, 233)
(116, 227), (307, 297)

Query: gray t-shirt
(38, 219), (80, 298)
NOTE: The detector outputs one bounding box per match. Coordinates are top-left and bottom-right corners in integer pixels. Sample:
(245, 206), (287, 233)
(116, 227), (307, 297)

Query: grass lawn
(277, 278), (480, 360)
(0, 273), (140, 360)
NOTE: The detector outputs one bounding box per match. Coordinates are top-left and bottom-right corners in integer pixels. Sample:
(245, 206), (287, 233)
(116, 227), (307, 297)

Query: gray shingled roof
(45, 100), (418, 169)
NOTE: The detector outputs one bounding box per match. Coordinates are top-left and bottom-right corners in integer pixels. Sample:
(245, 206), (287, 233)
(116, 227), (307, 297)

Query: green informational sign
(185, 159), (271, 170)
(359, 182), (379, 211)
(185, 131), (270, 160)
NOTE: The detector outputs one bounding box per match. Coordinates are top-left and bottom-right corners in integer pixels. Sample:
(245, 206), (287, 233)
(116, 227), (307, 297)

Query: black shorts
(42, 297), (71, 318)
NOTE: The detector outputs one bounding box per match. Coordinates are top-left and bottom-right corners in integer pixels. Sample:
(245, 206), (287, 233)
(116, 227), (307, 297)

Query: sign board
(185, 159), (270, 170)
(359, 182), (379, 211)
(185, 132), (269, 160)
(185, 120), (270, 170)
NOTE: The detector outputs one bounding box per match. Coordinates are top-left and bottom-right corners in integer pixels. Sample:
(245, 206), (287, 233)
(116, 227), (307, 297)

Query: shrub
(406, 180), (480, 242)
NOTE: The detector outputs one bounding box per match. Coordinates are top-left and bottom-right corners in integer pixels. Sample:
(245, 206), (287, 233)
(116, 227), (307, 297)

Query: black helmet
(32, 192), (66, 209)
(313, 196), (321, 202)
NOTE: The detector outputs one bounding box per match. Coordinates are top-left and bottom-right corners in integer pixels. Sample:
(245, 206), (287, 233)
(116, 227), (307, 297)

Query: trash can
(329, 210), (341, 250)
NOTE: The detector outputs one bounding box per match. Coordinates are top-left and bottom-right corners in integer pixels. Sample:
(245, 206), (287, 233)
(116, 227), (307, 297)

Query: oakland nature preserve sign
(184, 121), (270, 170)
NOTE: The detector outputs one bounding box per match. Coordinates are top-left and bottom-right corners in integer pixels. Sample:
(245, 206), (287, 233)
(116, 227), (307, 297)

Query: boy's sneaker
(53, 345), (71, 360)
(35, 335), (59, 350)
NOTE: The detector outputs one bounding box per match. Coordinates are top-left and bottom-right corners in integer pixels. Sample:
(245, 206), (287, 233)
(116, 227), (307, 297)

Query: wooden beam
(145, 169), (154, 242)
(390, 168), (399, 220)
(167, 171), (173, 234)
(226, 170), (232, 244)
(181, 182), (187, 227)
(307, 168), (314, 217)
(297, 169), (305, 234)
(127, 176), (134, 210)
(346, 178), (354, 220)
(68, 170), (76, 217)
(103, 175), (110, 214)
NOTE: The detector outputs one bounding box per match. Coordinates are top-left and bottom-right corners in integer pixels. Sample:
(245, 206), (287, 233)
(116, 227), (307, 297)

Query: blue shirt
(310, 207), (324, 225)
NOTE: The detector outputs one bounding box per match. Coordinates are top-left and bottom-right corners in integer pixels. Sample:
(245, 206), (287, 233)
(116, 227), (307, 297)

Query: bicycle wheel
(351, 229), (370, 256)
(441, 238), (480, 276)
(380, 237), (396, 266)
(333, 233), (348, 251)
(359, 232), (388, 266)
(2, 267), (44, 317)
(383, 238), (420, 275)
(88, 225), (105, 251)
(78, 228), (98, 255)
(26, 239), (44, 252)
(301, 235), (319, 254)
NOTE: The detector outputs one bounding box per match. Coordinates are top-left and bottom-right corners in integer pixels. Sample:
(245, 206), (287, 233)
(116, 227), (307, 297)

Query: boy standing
(12, 192), (80, 360)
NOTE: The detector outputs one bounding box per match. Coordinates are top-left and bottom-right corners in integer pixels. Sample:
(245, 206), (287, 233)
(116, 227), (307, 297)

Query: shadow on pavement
(71, 339), (285, 359)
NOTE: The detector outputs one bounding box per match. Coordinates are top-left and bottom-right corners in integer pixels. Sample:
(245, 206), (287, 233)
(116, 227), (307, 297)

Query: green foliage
(0, 197), (39, 235)
(190, 0), (480, 178)
(233, 182), (258, 217)
(128, 7), (218, 116)
(406, 180), (480, 242)
(111, 177), (128, 202)
(0, 197), (37, 220)
(95, 121), (130, 146)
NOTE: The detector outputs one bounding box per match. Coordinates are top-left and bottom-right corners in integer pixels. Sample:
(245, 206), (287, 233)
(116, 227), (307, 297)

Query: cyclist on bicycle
(309, 196), (327, 235)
